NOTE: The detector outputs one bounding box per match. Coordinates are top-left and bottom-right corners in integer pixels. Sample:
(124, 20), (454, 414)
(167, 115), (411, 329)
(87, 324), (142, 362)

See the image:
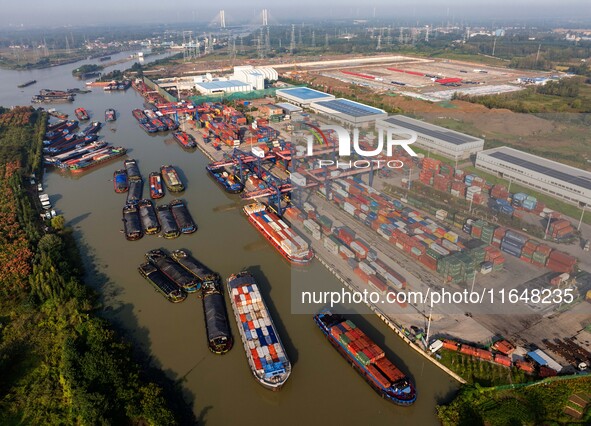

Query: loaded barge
(122, 203), (143, 241)
(243, 203), (314, 265)
(206, 164), (244, 194)
(227, 272), (291, 390)
(160, 165), (184, 192)
(126, 179), (143, 204)
(149, 172), (164, 199)
(146, 249), (200, 293)
(69, 146), (127, 173)
(314, 312), (416, 406)
(170, 199), (197, 234)
(138, 263), (186, 303)
(138, 199), (161, 235)
(113, 169), (128, 193)
(171, 250), (233, 354)
(173, 131), (196, 149)
(156, 204), (180, 239)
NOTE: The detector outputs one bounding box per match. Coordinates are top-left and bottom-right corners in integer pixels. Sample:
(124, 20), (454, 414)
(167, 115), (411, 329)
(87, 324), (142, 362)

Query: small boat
(149, 172), (164, 199)
(140, 121), (158, 133)
(156, 204), (180, 239)
(75, 107), (89, 121)
(124, 159), (142, 182)
(138, 199), (161, 235)
(227, 271), (291, 390)
(145, 249), (200, 293)
(113, 169), (128, 193)
(152, 118), (167, 132)
(161, 116), (178, 131)
(126, 179), (143, 204)
(17, 80), (37, 88)
(122, 203), (143, 241)
(81, 121), (101, 136)
(138, 263), (187, 303)
(173, 131), (196, 149)
(206, 164), (244, 194)
(47, 109), (68, 120)
(171, 250), (232, 354)
(160, 165), (184, 192)
(105, 108), (116, 122)
(170, 199), (197, 234)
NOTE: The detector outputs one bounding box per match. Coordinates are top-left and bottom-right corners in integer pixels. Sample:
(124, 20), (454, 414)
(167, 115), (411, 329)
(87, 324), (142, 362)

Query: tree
(50, 215), (65, 231)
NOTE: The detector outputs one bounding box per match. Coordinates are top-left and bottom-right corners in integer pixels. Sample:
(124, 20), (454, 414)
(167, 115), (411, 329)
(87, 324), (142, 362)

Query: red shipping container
(494, 354), (512, 367)
(354, 267), (369, 284)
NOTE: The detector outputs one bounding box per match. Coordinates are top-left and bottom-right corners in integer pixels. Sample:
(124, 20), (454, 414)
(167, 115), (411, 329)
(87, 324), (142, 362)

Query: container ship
(140, 121), (158, 133)
(161, 115), (178, 131)
(113, 169), (128, 193)
(68, 146), (127, 173)
(132, 109), (147, 122)
(160, 165), (184, 192)
(138, 199), (161, 235)
(170, 199), (197, 234)
(243, 203), (314, 265)
(138, 263), (186, 303)
(206, 164), (244, 194)
(81, 121), (101, 136)
(314, 312), (416, 406)
(122, 203), (143, 241)
(171, 250), (233, 354)
(75, 107), (89, 121)
(145, 249), (200, 293)
(156, 204), (180, 239)
(227, 272), (291, 390)
(149, 172), (164, 199)
(173, 131), (196, 149)
(105, 108), (116, 122)
(45, 141), (107, 166)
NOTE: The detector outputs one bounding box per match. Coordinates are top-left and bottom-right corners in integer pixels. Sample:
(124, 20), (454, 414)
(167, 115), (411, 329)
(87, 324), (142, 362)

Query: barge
(145, 249), (200, 293)
(138, 263), (187, 303)
(122, 203), (143, 241)
(170, 199), (197, 234)
(138, 199), (161, 235)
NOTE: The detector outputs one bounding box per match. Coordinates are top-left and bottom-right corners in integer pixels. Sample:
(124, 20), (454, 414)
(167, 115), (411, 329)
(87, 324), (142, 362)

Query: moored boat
(243, 203), (314, 265)
(314, 312), (417, 406)
(122, 203), (143, 241)
(17, 80), (37, 88)
(206, 164), (244, 194)
(170, 199), (197, 234)
(227, 272), (291, 390)
(138, 199), (161, 235)
(173, 131), (197, 149)
(75, 107), (89, 121)
(160, 165), (184, 192)
(138, 263), (187, 303)
(161, 115), (178, 131)
(145, 249), (200, 293)
(124, 159), (142, 181)
(156, 204), (180, 239)
(132, 109), (147, 122)
(105, 108), (116, 122)
(126, 179), (143, 204)
(113, 169), (128, 193)
(69, 146), (127, 173)
(149, 172), (164, 199)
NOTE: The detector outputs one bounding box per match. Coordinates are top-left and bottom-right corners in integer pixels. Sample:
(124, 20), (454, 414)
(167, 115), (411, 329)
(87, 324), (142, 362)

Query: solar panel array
(278, 87), (332, 101)
(489, 151), (591, 190)
(384, 116), (480, 145)
(314, 99), (385, 117)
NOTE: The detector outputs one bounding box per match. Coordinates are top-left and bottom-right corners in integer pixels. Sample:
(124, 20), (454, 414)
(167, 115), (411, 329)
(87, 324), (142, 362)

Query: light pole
(578, 204), (587, 231)
(544, 212), (552, 240)
(470, 271), (477, 293)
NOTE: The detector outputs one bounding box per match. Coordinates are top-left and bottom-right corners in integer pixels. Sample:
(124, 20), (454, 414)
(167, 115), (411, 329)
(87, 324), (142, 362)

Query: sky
(1, 0), (591, 28)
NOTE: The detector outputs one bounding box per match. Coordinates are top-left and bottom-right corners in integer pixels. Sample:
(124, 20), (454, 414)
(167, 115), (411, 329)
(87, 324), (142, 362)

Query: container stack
(500, 230), (528, 258)
(520, 240), (538, 263)
(546, 250), (577, 273)
(548, 218), (574, 239)
(531, 244), (552, 267)
(484, 246), (505, 271)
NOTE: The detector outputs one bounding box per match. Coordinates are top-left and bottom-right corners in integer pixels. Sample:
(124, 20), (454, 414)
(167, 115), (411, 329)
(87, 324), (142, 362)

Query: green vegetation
(438, 376), (591, 426)
(98, 69), (123, 82)
(71, 63), (104, 78)
(0, 107), (189, 424)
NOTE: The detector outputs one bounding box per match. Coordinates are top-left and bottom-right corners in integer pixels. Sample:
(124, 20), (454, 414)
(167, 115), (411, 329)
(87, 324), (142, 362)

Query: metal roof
(527, 349), (562, 372)
(382, 115), (481, 145)
(313, 98), (386, 117)
(484, 147), (591, 191)
(196, 80), (251, 90)
(277, 87), (332, 101)
(275, 102), (302, 112)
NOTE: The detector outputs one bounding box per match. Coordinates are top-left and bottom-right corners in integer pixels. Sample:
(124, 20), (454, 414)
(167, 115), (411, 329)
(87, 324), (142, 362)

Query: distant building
(232, 66), (278, 90)
(194, 80), (253, 94)
(309, 98), (387, 126)
(276, 87), (335, 107)
(259, 104), (284, 119)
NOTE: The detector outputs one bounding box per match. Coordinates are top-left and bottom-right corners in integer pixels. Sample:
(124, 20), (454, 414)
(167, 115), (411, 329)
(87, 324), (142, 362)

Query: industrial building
(258, 104), (284, 120)
(232, 66), (277, 90)
(476, 146), (591, 207)
(309, 98), (387, 126)
(194, 79), (253, 95)
(275, 87), (335, 107)
(376, 115), (485, 160)
(275, 102), (302, 116)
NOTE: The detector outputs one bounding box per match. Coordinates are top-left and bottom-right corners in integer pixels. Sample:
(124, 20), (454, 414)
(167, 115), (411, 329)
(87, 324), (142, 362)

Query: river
(0, 52), (458, 425)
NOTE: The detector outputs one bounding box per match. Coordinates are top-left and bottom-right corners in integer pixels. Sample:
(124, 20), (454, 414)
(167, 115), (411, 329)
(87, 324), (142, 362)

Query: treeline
(0, 109), (191, 424)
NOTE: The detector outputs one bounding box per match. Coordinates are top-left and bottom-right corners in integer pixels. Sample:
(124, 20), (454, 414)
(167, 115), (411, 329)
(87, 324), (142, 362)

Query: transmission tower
(298, 25), (302, 45)
(311, 31), (315, 48)
(262, 9), (268, 26)
(399, 27), (404, 44)
(376, 35), (382, 50)
(220, 10), (226, 28)
(425, 25), (429, 42)
(290, 25), (296, 53)
(325, 33), (329, 48)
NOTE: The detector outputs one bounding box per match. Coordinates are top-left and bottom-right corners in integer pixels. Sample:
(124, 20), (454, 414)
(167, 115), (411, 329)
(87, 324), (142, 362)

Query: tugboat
(149, 172), (164, 199)
(105, 108), (116, 122)
(74, 107), (89, 121)
(113, 169), (128, 193)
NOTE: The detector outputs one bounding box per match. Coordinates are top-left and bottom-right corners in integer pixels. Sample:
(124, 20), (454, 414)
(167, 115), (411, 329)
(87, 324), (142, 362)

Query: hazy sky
(1, 0), (590, 28)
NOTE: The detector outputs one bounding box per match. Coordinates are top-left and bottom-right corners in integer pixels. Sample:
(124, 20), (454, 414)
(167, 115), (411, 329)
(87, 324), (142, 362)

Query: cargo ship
(227, 271), (291, 390)
(160, 165), (184, 192)
(105, 108), (116, 122)
(44, 134), (98, 154)
(140, 121), (158, 133)
(69, 146), (127, 173)
(124, 159), (142, 182)
(44, 120), (78, 142)
(161, 115), (178, 131)
(173, 131), (197, 149)
(243, 203), (314, 265)
(17, 80), (37, 88)
(156, 204), (180, 239)
(47, 110), (68, 120)
(170, 199), (197, 234)
(126, 179), (143, 204)
(75, 107), (89, 121)
(206, 164), (244, 194)
(132, 109), (147, 122)
(122, 203), (143, 241)
(138, 263), (187, 303)
(113, 169), (128, 193)
(149, 172), (164, 199)
(138, 199), (161, 235)
(81, 121), (102, 136)
(46, 119), (68, 132)
(45, 141), (107, 166)
(314, 312), (416, 406)
(145, 249), (200, 293)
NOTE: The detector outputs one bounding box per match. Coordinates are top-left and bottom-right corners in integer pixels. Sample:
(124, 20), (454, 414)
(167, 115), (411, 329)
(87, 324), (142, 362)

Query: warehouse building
(376, 115), (484, 160)
(309, 98), (387, 126)
(194, 79), (253, 95)
(275, 102), (302, 116)
(476, 146), (591, 207)
(232, 66), (278, 90)
(276, 87), (335, 107)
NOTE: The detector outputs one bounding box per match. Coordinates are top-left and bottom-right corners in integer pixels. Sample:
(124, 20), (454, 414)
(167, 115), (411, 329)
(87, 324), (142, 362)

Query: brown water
(0, 56), (458, 425)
